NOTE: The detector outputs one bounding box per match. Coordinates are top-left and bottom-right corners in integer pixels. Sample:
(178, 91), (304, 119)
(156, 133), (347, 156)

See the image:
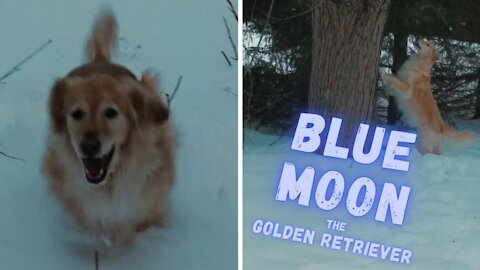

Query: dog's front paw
(380, 72), (394, 88)
(380, 73), (395, 95)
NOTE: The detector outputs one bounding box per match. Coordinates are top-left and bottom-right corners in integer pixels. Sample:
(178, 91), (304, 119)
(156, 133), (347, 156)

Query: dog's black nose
(80, 139), (101, 157)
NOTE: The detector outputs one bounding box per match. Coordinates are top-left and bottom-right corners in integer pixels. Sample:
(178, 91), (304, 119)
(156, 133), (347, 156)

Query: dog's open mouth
(82, 146), (115, 184)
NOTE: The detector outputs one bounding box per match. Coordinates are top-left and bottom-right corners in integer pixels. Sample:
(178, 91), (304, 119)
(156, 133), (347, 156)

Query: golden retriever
(42, 9), (174, 245)
(382, 39), (474, 154)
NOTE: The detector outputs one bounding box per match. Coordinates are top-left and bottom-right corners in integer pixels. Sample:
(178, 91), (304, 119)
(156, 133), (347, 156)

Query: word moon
(276, 162), (411, 225)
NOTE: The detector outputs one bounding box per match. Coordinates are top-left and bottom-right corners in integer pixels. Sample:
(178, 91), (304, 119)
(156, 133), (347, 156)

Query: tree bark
(309, 0), (390, 146)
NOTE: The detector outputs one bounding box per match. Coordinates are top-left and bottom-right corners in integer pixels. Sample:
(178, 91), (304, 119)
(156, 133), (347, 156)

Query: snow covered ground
(244, 119), (480, 270)
(0, 1), (237, 269)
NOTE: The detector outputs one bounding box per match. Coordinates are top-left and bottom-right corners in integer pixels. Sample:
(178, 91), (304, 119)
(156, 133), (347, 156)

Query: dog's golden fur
(42, 10), (174, 245)
(383, 39), (474, 154)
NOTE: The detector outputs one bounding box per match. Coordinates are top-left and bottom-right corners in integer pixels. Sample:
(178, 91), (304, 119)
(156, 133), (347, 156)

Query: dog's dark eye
(104, 108), (118, 119)
(71, 109), (84, 120)
(426, 43), (430, 47)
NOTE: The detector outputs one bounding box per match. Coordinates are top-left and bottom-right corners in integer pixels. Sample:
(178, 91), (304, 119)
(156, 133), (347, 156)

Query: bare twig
(268, 135), (284, 147)
(435, 72), (479, 81)
(223, 87), (238, 96)
(166, 76), (183, 106)
(225, 0), (238, 21)
(220, 0), (237, 65)
(0, 39), (52, 83)
(222, 16), (238, 60)
(221, 51), (232, 66)
(0, 151), (25, 162)
(95, 251), (99, 270)
(255, 0), (275, 49)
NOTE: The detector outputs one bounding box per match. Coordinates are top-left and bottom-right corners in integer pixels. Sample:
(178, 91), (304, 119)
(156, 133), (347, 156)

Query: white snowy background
(0, 0), (237, 269)
(244, 120), (480, 270)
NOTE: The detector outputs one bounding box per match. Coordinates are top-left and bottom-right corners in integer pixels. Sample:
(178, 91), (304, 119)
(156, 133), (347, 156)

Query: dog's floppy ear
(129, 89), (169, 125)
(49, 80), (67, 133)
(149, 97), (169, 123)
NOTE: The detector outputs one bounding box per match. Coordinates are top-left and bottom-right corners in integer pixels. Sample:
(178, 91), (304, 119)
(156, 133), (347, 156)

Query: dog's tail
(86, 8), (117, 62)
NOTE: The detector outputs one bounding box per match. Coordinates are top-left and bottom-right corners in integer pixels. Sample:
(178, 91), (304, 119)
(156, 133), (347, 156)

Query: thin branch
(223, 17), (238, 60)
(0, 39), (52, 83)
(166, 76), (183, 106)
(244, 0), (275, 73)
(256, 0), (275, 49)
(95, 251), (99, 270)
(268, 135), (284, 147)
(225, 0), (238, 21)
(0, 151), (25, 162)
(440, 79), (471, 93)
(250, 94), (290, 117)
(221, 51), (232, 66)
(435, 72), (479, 81)
(223, 87), (238, 96)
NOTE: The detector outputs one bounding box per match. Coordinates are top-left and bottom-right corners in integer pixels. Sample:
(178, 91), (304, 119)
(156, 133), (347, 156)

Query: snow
(244, 119), (480, 270)
(0, 0), (237, 269)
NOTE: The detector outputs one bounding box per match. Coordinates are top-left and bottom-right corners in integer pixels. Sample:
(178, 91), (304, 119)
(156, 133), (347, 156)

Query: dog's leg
(135, 213), (166, 233)
(135, 168), (172, 233)
(383, 74), (413, 99)
(417, 134), (429, 155)
(102, 223), (135, 246)
(433, 144), (442, 155)
(405, 76), (415, 99)
(61, 197), (94, 230)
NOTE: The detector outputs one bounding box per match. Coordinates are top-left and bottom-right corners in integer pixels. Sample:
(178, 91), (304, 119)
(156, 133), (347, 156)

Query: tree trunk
(309, 0), (390, 146)
(387, 32), (408, 124)
(387, 0), (407, 125)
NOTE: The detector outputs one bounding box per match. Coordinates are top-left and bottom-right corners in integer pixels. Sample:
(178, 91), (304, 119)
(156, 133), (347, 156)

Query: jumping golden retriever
(42, 9), (174, 245)
(382, 39), (474, 154)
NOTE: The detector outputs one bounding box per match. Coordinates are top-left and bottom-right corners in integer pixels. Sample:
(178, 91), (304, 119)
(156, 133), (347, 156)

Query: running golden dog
(383, 39), (474, 154)
(43, 10), (174, 245)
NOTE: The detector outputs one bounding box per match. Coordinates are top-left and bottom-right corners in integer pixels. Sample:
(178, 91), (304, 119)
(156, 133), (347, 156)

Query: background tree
(244, 0), (480, 137)
(309, 0), (390, 145)
(243, 0), (311, 132)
